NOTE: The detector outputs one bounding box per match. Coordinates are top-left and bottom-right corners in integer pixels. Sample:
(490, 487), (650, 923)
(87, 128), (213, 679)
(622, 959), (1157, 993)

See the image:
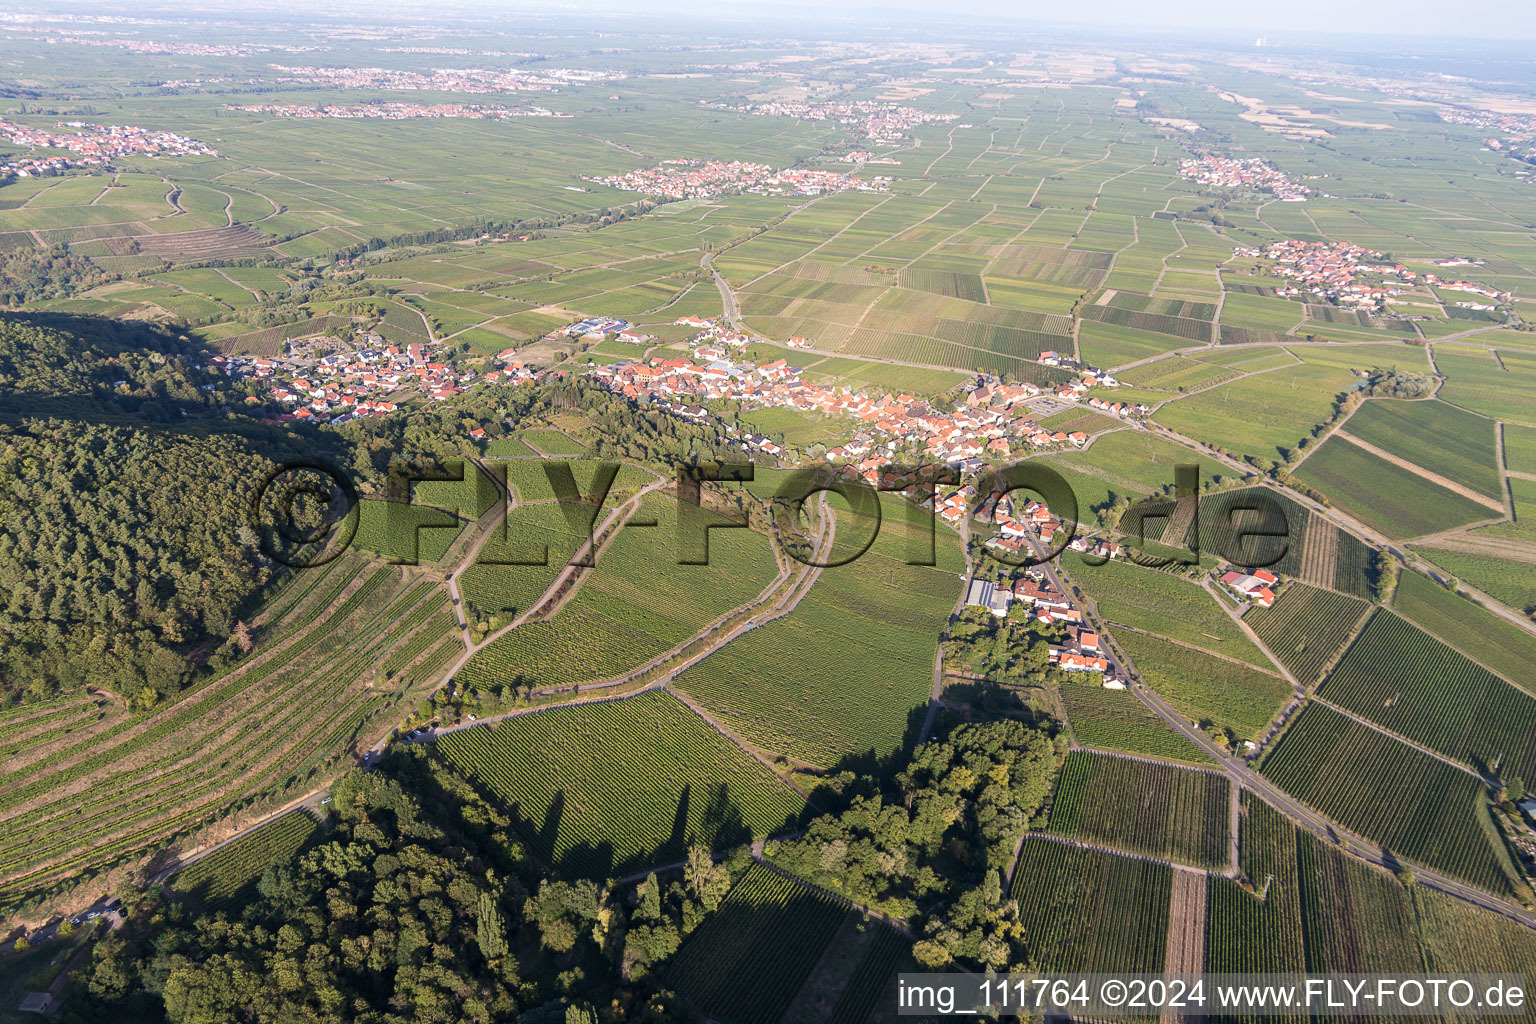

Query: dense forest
(66, 717), (1060, 1022)
(0, 420), (273, 704)
(0, 244), (109, 307)
(0, 314), (284, 703)
(0, 311), (752, 708)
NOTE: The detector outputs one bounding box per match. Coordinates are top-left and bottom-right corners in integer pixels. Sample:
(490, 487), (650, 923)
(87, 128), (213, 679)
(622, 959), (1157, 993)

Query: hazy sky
(619, 0), (1536, 42)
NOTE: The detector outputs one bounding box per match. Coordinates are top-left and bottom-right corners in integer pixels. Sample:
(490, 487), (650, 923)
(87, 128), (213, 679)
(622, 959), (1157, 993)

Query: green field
(1295, 437), (1499, 539)
(1244, 582), (1372, 685)
(1056, 684), (1218, 767)
(1154, 359), (1358, 465)
(1319, 610), (1536, 783)
(1115, 630), (1292, 740)
(459, 493), (779, 691)
(1009, 838), (1172, 973)
(435, 690), (804, 876)
(1342, 399), (1503, 500)
(1260, 702), (1514, 895)
(1206, 794), (1306, 973)
(1414, 545), (1536, 616)
(1066, 552), (1271, 668)
(1047, 751), (1229, 868)
(1390, 570), (1536, 689)
(675, 497), (962, 768)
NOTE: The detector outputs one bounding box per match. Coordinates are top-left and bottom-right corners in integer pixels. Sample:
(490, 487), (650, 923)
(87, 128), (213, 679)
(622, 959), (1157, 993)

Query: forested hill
(0, 312), (278, 706)
(0, 311), (220, 420)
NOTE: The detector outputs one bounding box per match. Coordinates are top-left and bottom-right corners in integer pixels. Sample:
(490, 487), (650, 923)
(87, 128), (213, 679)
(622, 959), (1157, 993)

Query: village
(262, 64), (612, 93)
(958, 487), (1287, 692)
(716, 99), (958, 145)
(227, 102), (566, 120)
(582, 159), (886, 200)
(0, 119), (217, 177)
(584, 313), (1139, 467)
(1233, 238), (1507, 312)
(216, 331), (537, 424)
(1178, 154), (1313, 200)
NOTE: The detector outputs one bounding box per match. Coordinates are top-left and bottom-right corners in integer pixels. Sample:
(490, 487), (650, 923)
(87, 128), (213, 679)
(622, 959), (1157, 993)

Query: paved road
(1035, 540), (1536, 931)
(1126, 656), (1536, 930)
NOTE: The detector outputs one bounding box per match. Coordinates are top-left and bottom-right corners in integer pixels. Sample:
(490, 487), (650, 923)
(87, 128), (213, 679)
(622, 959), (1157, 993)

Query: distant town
(0, 119), (217, 177)
(1236, 239), (1506, 312)
(228, 102), (566, 120)
(583, 159), (886, 200)
(716, 99), (958, 144)
(1178, 154), (1313, 200)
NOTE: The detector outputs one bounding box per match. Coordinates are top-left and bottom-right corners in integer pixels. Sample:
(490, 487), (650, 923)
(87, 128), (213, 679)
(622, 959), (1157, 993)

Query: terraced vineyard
(171, 810), (319, 909)
(1319, 610), (1536, 783)
(0, 556), (456, 908)
(1047, 751), (1230, 869)
(1243, 583), (1371, 685)
(1259, 703), (1514, 895)
(666, 864), (851, 1024)
(434, 690), (804, 876)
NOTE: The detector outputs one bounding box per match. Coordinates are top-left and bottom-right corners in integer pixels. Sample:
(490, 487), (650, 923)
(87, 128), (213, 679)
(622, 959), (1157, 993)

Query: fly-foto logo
(248, 457), (1291, 571)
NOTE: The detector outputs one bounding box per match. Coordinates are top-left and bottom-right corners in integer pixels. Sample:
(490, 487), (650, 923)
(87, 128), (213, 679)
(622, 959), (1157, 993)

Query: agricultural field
(1153, 358), (1360, 466)
(458, 493), (779, 691)
(1196, 487), (1377, 600)
(1414, 886), (1536, 976)
(1390, 569), (1536, 689)
(1243, 582), (1372, 685)
(1056, 684), (1217, 767)
(434, 691), (804, 876)
(1206, 794), (1305, 974)
(665, 864), (853, 1024)
(347, 499), (464, 565)
(1046, 751), (1230, 869)
(1065, 552), (1271, 668)
(1294, 435), (1501, 539)
(1259, 702), (1515, 895)
(675, 497), (963, 768)
(1433, 346), (1536, 423)
(1319, 610), (1536, 783)
(1505, 423), (1536, 476)
(1036, 429), (1224, 522)
(0, 555), (458, 907)
(1009, 838), (1172, 973)
(1294, 828), (1426, 974)
(1114, 630), (1292, 741)
(14, 26), (1536, 1010)
(170, 810), (319, 910)
(1340, 399), (1504, 500)
(1117, 355), (1240, 393)
(1413, 545), (1536, 617)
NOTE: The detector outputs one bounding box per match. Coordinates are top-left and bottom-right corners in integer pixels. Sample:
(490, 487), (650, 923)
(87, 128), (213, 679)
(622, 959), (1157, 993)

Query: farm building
(965, 578), (1013, 616)
(1219, 569), (1278, 607)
